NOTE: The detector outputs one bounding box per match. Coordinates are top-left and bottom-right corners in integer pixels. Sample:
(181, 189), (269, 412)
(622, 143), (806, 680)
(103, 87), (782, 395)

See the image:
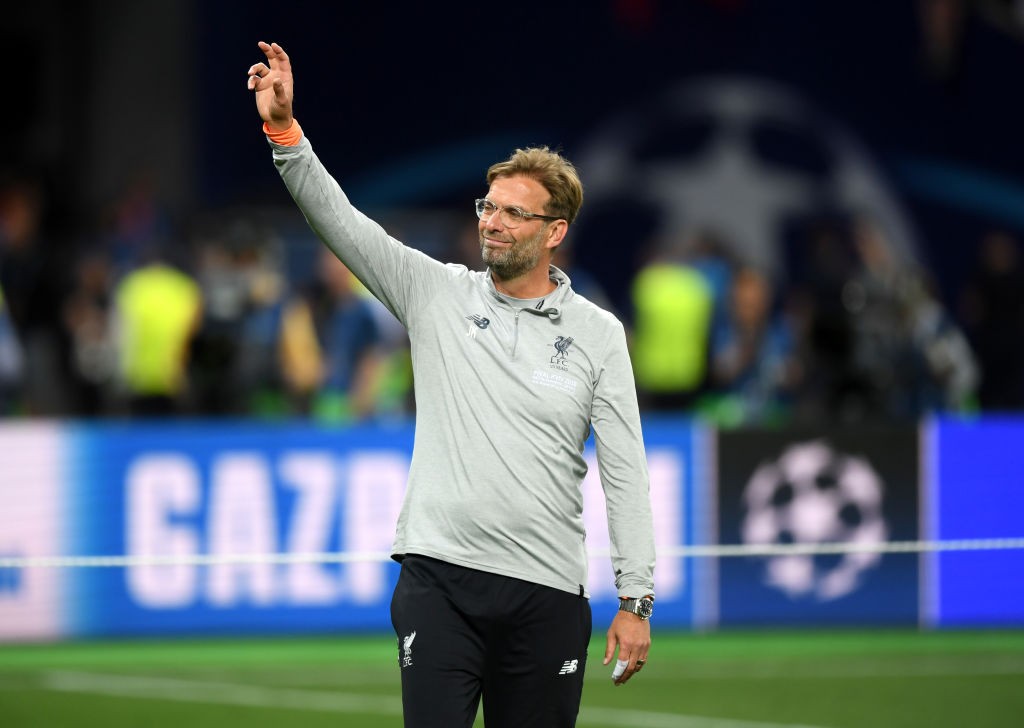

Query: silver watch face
(637, 598), (654, 619)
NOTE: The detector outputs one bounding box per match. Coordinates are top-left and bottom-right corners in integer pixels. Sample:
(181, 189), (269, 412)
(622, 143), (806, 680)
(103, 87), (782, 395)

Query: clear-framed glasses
(475, 198), (561, 229)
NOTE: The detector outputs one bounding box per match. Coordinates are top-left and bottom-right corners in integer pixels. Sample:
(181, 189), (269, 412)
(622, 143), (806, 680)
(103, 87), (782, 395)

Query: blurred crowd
(1, 171), (1022, 426)
(0, 172), (413, 423)
(628, 220), (1023, 426)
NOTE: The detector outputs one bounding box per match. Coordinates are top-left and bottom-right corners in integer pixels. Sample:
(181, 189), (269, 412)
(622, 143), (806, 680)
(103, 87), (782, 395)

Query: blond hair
(486, 146), (584, 225)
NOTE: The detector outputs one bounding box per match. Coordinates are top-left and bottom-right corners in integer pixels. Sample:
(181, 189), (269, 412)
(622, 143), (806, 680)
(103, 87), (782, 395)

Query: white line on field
(623, 656), (1024, 681)
(577, 706), (830, 728)
(40, 671), (403, 716)
(38, 671), (831, 728)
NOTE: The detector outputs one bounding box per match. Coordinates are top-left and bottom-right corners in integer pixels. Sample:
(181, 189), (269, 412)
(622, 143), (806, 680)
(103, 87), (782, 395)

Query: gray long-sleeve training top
(270, 135), (655, 599)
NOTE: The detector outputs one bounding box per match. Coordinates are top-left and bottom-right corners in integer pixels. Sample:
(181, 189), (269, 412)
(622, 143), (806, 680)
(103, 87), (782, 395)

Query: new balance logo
(465, 314), (490, 339)
(558, 659), (579, 675)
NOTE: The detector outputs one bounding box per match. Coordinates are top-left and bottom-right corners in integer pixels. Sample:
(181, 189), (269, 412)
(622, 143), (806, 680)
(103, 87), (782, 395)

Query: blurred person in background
(683, 231), (735, 347)
(190, 231), (249, 414)
(629, 231), (722, 412)
(230, 228), (294, 418)
(784, 217), (866, 422)
(112, 246), (202, 417)
(843, 215), (977, 419)
(0, 284), (23, 414)
(249, 40), (655, 727)
(279, 246), (387, 421)
(62, 249), (117, 416)
(958, 230), (1024, 410)
(189, 218), (288, 415)
(704, 266), (801, 426)
(102, 168), (174, 277)
(908, 279), (979, 415)
(0, 175), (74, 415)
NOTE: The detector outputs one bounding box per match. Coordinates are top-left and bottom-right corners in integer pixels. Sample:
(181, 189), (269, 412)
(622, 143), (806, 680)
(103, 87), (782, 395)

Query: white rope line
(662, 538), (1024, 557)
(2, 538), (1023, 569)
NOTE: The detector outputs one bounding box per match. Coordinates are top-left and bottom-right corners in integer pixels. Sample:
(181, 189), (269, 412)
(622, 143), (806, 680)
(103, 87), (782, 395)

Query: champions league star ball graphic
(578, 76), (917, 275)
(741, 440), (888, 601)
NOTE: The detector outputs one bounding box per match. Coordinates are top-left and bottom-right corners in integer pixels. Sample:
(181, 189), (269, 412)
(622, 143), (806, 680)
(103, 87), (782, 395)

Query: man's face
(478, 175), (555, 281)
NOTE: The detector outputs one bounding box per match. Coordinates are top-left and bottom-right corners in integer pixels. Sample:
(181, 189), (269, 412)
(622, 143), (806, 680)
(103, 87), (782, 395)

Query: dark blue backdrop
(198, 0), (1024, 309)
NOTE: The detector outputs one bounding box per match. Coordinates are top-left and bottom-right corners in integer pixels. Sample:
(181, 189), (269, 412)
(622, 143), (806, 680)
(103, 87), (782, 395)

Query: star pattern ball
(741, 439), (888, 601)
(578, 77), (918, 277)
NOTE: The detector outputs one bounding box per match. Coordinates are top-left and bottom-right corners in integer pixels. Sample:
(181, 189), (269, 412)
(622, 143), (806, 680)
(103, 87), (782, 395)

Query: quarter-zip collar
(485, 264), (573, 321)
(484, 265), (572, 358)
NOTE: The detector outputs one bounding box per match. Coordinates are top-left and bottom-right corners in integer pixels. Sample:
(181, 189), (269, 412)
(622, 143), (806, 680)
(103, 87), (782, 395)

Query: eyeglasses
(475, 198), (561, 229)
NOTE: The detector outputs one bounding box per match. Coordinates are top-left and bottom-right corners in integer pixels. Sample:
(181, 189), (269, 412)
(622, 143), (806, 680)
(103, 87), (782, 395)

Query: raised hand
(247, 41), (294, 131)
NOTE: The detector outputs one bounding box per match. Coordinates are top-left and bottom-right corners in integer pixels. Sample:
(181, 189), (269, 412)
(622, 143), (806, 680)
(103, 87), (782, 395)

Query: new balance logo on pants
(558, 659), (579, 675)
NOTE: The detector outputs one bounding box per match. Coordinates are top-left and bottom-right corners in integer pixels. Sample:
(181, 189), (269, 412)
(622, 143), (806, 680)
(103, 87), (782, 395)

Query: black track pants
(390, 555), (592, 728)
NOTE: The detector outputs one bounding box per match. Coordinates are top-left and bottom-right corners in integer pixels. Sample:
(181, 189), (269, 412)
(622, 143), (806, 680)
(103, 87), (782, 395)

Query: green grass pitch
(1, 630), (1022, 727)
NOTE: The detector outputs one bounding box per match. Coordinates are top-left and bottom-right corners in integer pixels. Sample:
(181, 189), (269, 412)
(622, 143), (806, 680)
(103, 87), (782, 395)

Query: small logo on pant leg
(558, 659), (579, 675)
(401, 630), (417, 668)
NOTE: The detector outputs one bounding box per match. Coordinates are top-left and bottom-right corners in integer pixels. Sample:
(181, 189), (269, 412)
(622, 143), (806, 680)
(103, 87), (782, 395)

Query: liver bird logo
(551, 336), (574, 363)
(401, 630), (416, 668)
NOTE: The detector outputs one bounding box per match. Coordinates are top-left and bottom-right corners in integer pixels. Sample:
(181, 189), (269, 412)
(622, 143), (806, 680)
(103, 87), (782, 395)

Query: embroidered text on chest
(532, 369), (578, 395)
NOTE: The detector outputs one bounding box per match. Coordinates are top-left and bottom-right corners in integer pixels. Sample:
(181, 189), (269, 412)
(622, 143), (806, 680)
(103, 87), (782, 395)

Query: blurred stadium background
(2, 1), (1024, 726)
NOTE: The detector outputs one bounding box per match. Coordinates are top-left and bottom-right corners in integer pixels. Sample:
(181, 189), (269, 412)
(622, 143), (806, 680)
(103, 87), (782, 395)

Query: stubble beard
(480, 228), (546, 281)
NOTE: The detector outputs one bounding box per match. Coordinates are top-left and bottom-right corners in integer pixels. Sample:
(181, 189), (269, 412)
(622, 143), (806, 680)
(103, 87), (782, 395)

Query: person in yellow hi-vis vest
(630, 258), (714, 412)
(114, 258), (202, 416)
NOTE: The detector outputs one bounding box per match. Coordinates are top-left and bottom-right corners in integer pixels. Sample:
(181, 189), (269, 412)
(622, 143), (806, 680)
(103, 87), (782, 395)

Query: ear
(545, 220), (568, 250)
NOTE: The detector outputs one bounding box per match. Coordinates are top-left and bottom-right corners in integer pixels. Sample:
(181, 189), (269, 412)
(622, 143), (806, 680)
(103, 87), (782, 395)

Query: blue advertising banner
(0, 418), (699, 638)
(63, 421), (416, 636)
(929, 418), (1024, 627)
(586, 417), (706, 630)
(10, 417), (1024, 640)
(715, 428), (920, 626)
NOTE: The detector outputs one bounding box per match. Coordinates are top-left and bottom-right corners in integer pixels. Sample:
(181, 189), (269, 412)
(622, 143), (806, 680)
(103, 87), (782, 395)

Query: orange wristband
(263, 119), (303, 146)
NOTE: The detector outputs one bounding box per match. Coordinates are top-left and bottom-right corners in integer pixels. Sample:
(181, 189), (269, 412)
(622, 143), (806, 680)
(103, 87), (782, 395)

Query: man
(247, 41), (655, 728)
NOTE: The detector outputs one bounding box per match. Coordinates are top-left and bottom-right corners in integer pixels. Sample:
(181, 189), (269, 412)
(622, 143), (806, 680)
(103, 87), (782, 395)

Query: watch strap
(618, 595), (654, 619)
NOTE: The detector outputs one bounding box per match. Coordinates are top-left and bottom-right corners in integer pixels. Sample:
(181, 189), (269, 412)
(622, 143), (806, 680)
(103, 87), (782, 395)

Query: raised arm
(247, 41), (295, 131)
(243, 41), (453, 329)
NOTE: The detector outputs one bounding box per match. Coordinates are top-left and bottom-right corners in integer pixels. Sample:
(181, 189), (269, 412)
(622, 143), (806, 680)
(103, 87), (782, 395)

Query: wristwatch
(618, 595), (654, 620)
